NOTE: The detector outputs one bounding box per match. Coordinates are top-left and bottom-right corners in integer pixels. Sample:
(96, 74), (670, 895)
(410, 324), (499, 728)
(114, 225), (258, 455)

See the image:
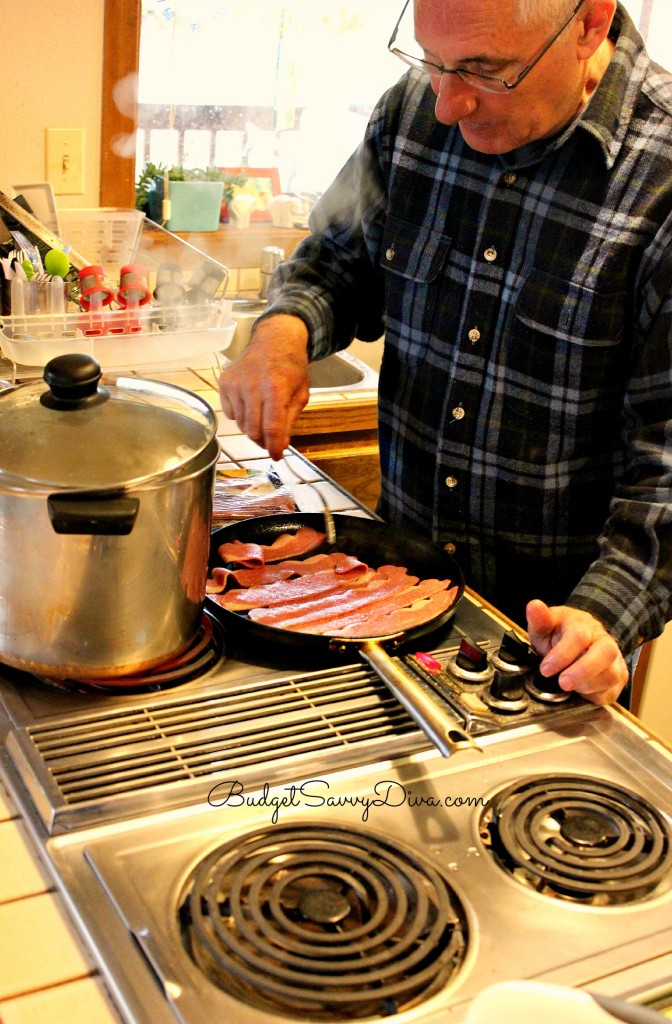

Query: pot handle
(48, 494), (139, 535)
(358, 640), (482, 758)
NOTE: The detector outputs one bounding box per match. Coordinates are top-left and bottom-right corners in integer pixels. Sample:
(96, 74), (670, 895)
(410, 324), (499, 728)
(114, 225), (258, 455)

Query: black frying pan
(206, 513), (480, 757)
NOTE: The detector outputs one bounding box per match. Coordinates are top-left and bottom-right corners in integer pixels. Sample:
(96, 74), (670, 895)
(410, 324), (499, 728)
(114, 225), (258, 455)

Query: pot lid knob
(43, 354), (105, 407)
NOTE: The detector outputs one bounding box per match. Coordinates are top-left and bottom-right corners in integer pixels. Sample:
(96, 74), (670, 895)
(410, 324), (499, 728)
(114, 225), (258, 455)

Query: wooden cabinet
(291, 399), (380, 511)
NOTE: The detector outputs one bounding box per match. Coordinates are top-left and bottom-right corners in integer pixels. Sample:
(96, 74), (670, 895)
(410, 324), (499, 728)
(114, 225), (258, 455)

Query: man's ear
(576, 0), (617, 58)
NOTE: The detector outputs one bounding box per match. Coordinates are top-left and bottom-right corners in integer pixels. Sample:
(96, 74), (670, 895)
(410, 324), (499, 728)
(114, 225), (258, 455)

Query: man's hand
(218, 314), (310, 460)
(526, 599), (629, 705)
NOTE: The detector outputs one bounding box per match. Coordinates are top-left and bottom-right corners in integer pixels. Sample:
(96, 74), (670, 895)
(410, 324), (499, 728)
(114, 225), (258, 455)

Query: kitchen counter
(0, 361), (373, 1023)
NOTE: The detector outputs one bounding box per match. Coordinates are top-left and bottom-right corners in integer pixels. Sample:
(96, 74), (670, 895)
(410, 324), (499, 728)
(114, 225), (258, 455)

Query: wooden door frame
(101, 0), (141, 207)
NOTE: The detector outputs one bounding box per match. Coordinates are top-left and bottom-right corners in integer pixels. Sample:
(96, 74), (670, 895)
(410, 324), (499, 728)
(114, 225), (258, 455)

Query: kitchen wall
(0, 1), (668, 736)
(639, 628), (672, 742)
(0, 3), (104, 208)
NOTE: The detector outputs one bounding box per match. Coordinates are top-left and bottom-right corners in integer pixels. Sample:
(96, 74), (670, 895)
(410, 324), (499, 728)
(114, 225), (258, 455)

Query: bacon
(255, 576), (448, 634)
(218, 526), (326, 568)
(262, 526), (327, 562)
(207, 551), (367, 596)
(276, 554), (340, 575)
(248, 567), (416, 629)
(217, 539), (265, 568)
(221, 566), (374, 612)
(205, 566), (232, 594)
(328, 584), (460, 637)
(330, 553), (367, 574)
(208, 537), (459, 640)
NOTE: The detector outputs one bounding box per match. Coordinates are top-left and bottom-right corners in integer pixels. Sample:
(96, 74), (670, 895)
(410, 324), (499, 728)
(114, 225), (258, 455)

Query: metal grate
(7, 664), (425, 832)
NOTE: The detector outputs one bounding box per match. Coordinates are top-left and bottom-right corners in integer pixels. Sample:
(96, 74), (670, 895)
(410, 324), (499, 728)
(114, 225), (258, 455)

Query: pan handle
(358, 641), (482, 758)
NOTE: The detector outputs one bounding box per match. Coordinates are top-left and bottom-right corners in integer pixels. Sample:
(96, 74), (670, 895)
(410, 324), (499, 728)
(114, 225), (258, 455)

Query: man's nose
(431, 72), (479, 124)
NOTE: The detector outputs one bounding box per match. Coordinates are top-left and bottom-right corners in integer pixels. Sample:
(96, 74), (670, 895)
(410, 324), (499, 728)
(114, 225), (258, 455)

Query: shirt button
(452, 405), (465, 421)
(503, 171), (517, 185)
(468, 328), (481, 344)
(385, 247), (395, 261)
(444, 541), (457, 555)
(445, 475), (459, 489)
(484, 247), (497, 262)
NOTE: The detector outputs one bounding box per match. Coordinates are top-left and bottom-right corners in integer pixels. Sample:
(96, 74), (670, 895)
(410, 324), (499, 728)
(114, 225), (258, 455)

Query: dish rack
(0, 209), (236, 375)
(58, 208), (145, 279)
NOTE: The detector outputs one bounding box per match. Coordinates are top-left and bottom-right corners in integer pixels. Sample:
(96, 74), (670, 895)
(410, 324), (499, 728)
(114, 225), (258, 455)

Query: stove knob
(483, 667), (530, 713)
(491, 629), (534, 672)
(526, 669), (572, 704)
(446, 635), (494, 685)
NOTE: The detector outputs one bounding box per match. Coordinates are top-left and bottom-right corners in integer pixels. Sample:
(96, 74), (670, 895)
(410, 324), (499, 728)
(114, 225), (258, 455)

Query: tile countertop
(0, 362), (373, 1024)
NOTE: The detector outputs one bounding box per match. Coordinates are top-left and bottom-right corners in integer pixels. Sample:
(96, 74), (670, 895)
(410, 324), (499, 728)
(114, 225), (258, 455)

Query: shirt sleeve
(567, 247), (672, 654)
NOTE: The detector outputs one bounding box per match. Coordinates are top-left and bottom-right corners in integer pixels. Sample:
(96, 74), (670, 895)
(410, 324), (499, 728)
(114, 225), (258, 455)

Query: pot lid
(0, 354), (217, 491)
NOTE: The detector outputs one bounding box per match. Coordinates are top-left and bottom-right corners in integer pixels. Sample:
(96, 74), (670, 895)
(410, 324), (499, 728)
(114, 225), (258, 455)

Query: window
(100, 0), (671, 208)
(136, 1), (403, 195)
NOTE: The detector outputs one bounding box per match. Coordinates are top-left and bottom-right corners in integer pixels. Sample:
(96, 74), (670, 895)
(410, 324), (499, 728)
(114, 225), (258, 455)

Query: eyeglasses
(388, 0), (586, 95)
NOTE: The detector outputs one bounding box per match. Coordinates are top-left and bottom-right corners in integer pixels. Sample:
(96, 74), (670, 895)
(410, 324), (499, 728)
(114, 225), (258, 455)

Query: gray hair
(515, 0), (579, 29)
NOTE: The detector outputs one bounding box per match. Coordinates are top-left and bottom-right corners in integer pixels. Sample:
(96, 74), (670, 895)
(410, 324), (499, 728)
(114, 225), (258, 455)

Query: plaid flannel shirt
(266, 5), (672, 651)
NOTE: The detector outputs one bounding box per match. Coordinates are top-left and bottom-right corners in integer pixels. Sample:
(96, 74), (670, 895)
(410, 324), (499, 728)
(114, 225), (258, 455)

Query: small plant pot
(149, 179), (224, 232)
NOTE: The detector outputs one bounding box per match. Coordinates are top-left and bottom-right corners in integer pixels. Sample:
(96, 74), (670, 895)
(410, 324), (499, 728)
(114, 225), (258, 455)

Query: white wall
(0, 3), (104, 209)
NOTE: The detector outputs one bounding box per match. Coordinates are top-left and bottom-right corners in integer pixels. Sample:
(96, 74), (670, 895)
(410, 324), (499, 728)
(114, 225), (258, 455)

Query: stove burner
(40, 611), (225, 694)
(178, 824), (468, 1020)
(480, 775), (672, 905)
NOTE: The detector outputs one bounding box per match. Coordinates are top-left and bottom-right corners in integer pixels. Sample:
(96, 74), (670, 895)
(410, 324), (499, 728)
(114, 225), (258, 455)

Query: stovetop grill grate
(6, 663), (428, 833)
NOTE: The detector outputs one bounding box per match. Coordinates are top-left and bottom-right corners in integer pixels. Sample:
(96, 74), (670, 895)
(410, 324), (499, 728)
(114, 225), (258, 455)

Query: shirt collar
(573, 2), (647, 169)
(497, 3), (647, 172)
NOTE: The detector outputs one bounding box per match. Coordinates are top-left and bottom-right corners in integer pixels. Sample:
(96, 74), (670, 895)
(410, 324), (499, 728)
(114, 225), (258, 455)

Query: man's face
(414, 0), (586, 153)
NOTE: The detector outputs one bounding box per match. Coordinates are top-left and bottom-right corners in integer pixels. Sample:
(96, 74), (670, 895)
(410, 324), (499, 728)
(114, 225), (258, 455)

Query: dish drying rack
(0, 204), (236, 377)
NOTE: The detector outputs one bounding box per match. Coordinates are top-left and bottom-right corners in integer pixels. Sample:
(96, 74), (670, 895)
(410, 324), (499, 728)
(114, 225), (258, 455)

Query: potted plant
(135, 164), (247, 232)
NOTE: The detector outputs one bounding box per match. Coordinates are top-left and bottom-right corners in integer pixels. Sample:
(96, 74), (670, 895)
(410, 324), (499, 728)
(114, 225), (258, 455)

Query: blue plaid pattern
(266, 5), (672, 651)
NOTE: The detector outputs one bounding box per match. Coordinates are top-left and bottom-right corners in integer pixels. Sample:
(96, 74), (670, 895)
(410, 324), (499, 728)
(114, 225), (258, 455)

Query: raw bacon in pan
(205, 564), (297, 594)
(248, 566), (418, 629)
(218, 526), (326, 567)
(206, 553), (347, 594)
(220, 564), (379, 612)
(328, 585), (461, 637)
(253, 576), (449, 633)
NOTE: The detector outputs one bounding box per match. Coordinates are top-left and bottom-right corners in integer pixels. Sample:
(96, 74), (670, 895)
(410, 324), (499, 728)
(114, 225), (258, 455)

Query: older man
(219, 0), (672, 706)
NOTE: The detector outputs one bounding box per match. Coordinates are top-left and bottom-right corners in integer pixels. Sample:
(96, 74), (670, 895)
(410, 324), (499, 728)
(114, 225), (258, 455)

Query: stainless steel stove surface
(2, 591), (672, 1023)
(0, 593), (590, 834)
(28, 717), (672, 1024)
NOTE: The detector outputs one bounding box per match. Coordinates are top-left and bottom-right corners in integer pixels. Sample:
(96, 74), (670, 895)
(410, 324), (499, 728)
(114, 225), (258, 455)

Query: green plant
(135, 163), (247, 211)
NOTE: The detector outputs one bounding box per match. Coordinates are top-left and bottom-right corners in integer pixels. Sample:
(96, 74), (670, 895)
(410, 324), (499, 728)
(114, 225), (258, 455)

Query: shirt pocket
(515, 269), (625, 347)
(512, 269), (627, 460)
(380, 215), (452, 363)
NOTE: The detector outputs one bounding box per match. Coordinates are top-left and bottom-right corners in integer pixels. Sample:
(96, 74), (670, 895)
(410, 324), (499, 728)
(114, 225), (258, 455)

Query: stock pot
(0, 354), (218, 678)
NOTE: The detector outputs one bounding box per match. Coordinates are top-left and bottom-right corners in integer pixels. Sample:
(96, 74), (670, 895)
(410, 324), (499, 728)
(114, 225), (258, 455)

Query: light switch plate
(46, 128), (85, 195)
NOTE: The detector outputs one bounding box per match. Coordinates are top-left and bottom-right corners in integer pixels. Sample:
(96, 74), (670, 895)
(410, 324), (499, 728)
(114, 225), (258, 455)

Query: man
(219, 0), (672, 706)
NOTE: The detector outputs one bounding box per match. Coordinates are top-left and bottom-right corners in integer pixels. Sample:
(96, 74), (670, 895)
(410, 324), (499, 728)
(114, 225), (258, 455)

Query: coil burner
(480, 774), (672, 905)
(178, 823), (469, 1021)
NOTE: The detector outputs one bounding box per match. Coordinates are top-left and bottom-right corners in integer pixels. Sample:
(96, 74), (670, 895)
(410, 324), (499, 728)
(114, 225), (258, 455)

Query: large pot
(0, 354), (218, 678)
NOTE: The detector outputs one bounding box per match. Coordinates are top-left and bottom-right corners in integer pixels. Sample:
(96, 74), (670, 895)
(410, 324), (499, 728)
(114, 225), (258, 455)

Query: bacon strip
(221, 566), (376, 612)
(217, 539), (265, 568)
(328, 585), (460, 637)
(218, 526), (327, 568)
(248, 567), (417, 629)
(327, 585), (463, 630)
(206, 551), (367, 596)
(208, 538), (459, 639)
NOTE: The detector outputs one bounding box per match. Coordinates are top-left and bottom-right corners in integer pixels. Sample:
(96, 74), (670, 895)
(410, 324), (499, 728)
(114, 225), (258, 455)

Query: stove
(2, 589), (672, 1023)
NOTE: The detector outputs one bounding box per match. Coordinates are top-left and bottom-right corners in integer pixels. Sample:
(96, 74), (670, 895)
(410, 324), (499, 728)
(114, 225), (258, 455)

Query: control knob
(445, 635), (494, 686)
(526, 668), (572, 704)
(484, 630), (530, 712)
